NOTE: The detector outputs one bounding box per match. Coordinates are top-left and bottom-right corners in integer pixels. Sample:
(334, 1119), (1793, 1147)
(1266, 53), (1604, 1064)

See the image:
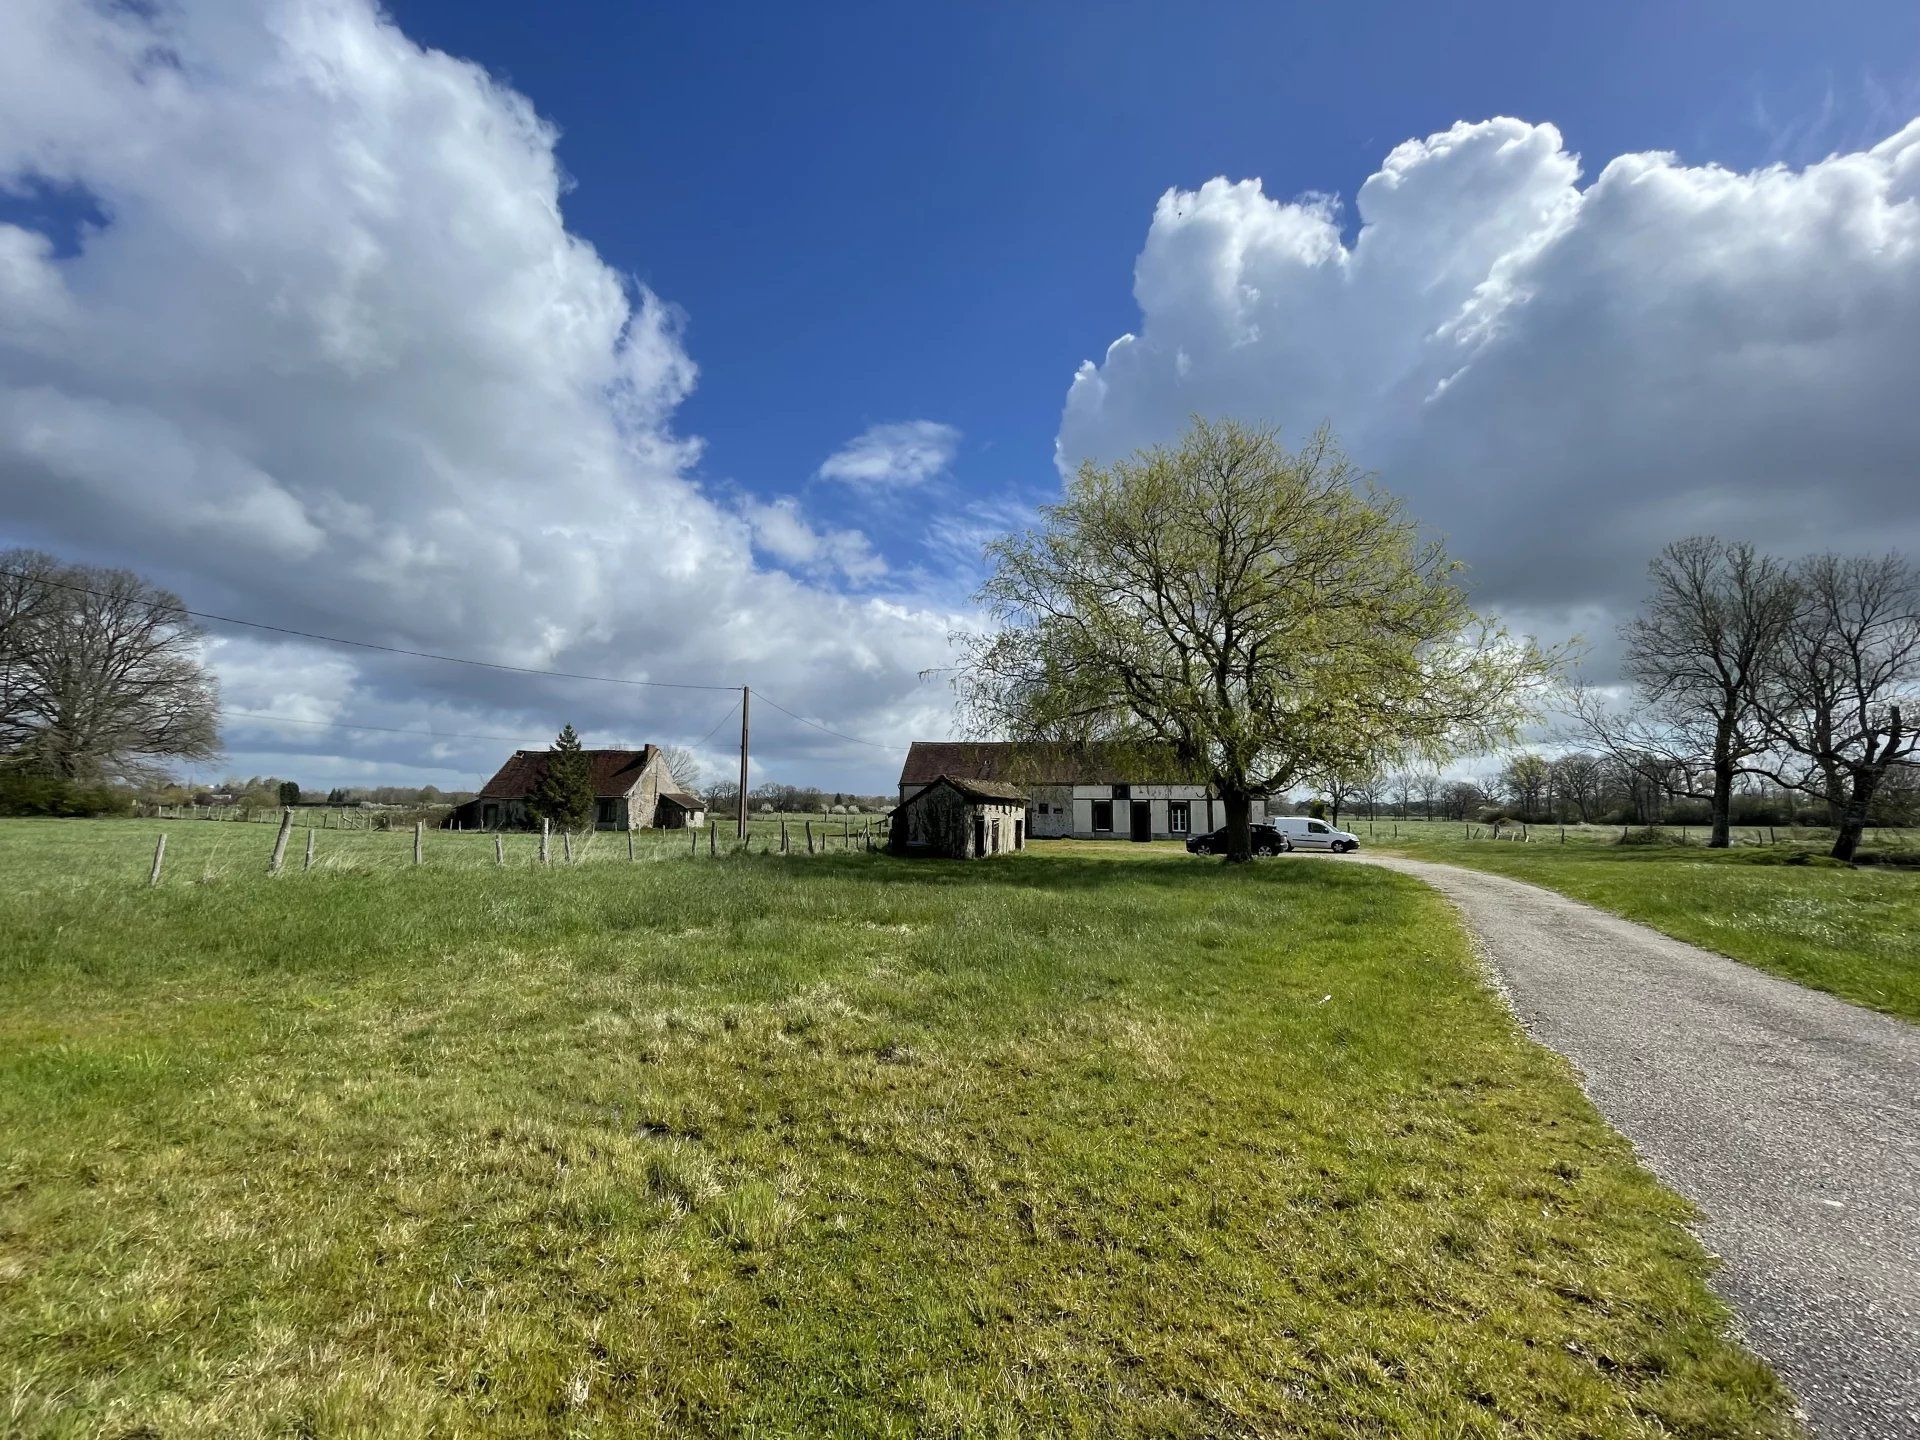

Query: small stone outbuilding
(889, 775), (1028, 859)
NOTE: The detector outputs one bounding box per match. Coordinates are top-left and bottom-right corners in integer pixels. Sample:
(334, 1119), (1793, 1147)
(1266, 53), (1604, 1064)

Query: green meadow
(0, 819), (1796, 1437)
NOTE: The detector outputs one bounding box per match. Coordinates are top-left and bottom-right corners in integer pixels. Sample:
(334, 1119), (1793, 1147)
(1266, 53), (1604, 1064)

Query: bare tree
(1570, 538), (1797, 847)
(1548, 751), (1604, 822)
(0, 550), (220, 783)
(1387, 770), (1416, 819)
(1320, 768), (1379, 826)
(1412, 771), (1442, 820)
(1499, 753), (1551, 819)
(1757, 553), (1919, 862)
(656, 744), (702, 793)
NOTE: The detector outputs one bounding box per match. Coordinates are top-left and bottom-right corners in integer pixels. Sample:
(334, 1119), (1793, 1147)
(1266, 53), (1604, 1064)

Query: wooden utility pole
(737, 686), (750, 840)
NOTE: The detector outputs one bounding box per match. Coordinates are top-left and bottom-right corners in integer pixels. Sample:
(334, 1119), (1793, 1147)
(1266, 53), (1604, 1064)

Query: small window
(1308, 820), (1329, 833)
(1091, 800), (1113, 832)
(1168, 801), (1190, 833)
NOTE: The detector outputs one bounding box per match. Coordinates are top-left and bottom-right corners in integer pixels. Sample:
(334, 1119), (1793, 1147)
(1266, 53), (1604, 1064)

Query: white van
(1269, 816), (1361, 853)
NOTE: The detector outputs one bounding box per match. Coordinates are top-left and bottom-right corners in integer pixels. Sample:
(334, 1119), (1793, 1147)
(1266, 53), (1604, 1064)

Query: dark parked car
(1185, 822), (1293, 856)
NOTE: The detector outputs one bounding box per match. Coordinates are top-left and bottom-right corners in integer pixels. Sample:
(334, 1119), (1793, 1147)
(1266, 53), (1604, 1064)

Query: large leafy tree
(959, 419), (1556, 861)
(529, 723), (595, 832)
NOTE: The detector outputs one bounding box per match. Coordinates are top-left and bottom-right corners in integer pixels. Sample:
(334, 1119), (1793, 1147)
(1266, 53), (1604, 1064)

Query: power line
(0, 567), (737, 692)
(751, 688), (892, 750)
(692, 697), (742, 747)
(10, 566), (903, 755)
(220, 707), (554, 747)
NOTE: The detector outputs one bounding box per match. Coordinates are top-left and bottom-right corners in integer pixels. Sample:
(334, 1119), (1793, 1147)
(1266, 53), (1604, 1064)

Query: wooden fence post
(805, 820), (815, 854)
(541, 818), (551, 866)
(690, 824), (697, 856)
(495, 834), (505, 867)
(413, 821), (424, 867)
(304, 829), (316, 871)
(149, 833), (167, 887)
(781, 818), (789, 853)
(268, 809), (295, 875)
(709, 824), (716, 857)
(563, 830), (574, 865)
(627, 829), (635, 862)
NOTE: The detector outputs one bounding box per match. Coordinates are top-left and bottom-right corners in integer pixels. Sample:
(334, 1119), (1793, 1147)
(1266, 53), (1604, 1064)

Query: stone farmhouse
(889, 775), (1029, 859)
(447, 746), (705, 831)
(897, 741), (1275, 843)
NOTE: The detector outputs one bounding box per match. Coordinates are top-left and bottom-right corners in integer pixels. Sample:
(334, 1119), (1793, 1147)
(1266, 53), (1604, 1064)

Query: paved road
(1359, 852), (1920, 1439)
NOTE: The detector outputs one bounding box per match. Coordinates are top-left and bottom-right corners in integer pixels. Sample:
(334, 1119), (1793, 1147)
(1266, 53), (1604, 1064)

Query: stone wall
(894, 784), (1025, 858)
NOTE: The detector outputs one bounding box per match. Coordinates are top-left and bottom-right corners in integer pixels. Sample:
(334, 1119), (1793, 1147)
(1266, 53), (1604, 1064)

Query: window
(1168, 801), (1190, 833)
(1091, 800), (1113, 832)
(1308, 820), (1329, 834)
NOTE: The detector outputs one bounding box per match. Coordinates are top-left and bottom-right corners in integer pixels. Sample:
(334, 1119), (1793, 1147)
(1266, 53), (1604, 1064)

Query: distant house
(446, 746), (705, 831)
(897, 741), (1274, 843)
(890, 775), (1028, 859)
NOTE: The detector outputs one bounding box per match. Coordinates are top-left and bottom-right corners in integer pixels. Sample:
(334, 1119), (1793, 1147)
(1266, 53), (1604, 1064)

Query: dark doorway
(1129, 801), (1152, 842)
(973, 816), (986, 857)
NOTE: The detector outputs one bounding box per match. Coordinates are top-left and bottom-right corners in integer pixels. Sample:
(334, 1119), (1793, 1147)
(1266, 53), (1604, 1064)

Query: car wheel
(1334, 840), (1353, 854)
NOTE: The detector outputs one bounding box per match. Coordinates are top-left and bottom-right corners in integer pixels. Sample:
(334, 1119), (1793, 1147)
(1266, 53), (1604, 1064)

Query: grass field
(1367, 819), (1920, 1022)
(0, 819), (1798, 1437)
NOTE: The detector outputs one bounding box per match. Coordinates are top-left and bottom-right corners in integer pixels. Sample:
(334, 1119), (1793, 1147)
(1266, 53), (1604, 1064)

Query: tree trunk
(1222, 789), (1253, 864)
(1708, 758), (1734, 849)
(1829, 770), (1879, 863)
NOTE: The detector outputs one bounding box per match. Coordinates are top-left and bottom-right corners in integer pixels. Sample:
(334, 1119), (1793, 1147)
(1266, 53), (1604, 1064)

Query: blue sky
(3, 1), (1919, 794)
(387, 0), (1920, 571)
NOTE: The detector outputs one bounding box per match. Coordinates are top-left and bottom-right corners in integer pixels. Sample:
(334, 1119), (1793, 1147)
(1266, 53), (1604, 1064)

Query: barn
(889, 775), (1028, 859)
(897, 741), (1276, 843)
(445, 745), (703, 831)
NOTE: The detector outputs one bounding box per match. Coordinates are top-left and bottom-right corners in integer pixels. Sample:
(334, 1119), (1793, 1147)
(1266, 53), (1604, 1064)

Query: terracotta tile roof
(898, 740), (1200, 787)
(477, 746), (655, 800)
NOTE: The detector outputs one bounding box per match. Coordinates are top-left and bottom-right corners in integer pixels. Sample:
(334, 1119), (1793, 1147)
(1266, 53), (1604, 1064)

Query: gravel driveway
(1359, 852), (1920, 1439)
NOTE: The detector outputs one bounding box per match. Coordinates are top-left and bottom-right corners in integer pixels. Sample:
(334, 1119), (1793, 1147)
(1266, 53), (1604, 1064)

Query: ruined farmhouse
(447, 746), (705, 831)
(889, 775), (1028, 858)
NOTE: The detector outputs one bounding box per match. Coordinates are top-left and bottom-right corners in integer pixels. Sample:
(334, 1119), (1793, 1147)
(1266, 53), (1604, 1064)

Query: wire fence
(1351, 815), (1918, 851)
(131, 807), (892, 885)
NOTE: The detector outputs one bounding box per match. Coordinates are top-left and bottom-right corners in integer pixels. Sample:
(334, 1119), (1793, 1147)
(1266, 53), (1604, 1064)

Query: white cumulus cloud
(743, 497), (887, 584)
(1060, 117), (1920, 648)
(817, 420), (961, 488)
(0, 0), (960, 788)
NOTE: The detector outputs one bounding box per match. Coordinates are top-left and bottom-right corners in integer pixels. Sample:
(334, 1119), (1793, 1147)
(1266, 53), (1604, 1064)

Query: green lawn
(1370, 821), (1920, 1022)
(0, 819), (1796, 1437)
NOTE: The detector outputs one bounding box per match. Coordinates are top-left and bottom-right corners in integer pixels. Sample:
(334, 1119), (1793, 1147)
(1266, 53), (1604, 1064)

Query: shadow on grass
(753, 845), (1384, 897)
